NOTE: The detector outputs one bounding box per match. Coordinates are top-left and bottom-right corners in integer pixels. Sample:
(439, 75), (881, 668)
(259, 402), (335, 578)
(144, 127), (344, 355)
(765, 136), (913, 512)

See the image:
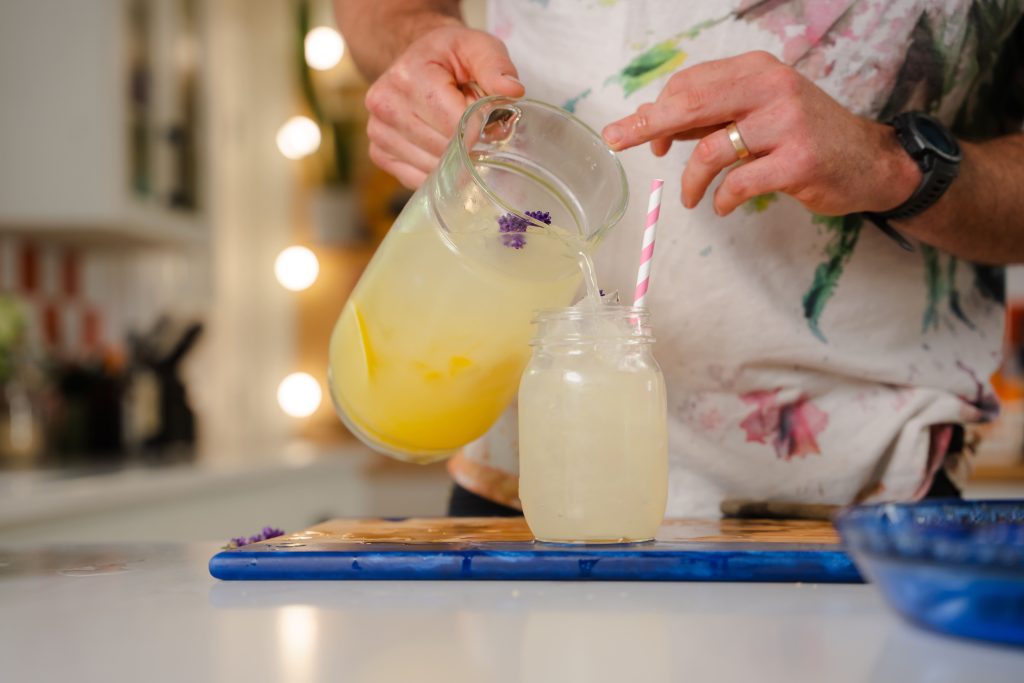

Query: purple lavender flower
(502, 233), (527, 249)
(525, 210), (551, 225)
(498, 209), (551, 249)
(224, 526), (286, 549)
(497, 213), (529, 233)
(497, 213), (529, 249)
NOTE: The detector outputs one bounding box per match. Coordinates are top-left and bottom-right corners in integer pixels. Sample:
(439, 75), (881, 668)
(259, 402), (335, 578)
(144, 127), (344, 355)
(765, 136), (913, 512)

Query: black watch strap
(863, 112), (962, 251)
(874, 156), (960, 222)
(864, 213), (915, 251)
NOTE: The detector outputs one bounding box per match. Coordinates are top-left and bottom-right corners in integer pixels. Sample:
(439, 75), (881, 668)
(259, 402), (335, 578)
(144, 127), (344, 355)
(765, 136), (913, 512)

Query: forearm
(891, 133), (1024, 264)
(333, 0), (463, 80)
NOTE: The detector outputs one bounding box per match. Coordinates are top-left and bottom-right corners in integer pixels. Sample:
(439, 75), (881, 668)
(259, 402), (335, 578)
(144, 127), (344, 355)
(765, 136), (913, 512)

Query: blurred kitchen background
(0, 0), (1020, 544)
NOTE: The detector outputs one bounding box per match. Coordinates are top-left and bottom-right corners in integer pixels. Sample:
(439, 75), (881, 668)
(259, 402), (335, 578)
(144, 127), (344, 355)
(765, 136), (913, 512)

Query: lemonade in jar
(518, 305), (669, 543)
(329, 97), (628, 463)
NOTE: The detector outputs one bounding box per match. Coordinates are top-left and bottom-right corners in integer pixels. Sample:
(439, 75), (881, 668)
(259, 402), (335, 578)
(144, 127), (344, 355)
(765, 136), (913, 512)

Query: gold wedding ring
(726, 122), (751, 160)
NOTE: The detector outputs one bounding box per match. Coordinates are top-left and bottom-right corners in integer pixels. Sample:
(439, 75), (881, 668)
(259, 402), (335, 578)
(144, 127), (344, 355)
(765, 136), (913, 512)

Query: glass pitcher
(328, 96), (628, 463)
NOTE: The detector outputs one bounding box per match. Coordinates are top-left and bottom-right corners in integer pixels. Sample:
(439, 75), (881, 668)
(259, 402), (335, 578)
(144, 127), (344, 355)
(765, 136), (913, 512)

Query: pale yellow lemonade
(328, 193), (581, 462)
(518, 306), (669, 543)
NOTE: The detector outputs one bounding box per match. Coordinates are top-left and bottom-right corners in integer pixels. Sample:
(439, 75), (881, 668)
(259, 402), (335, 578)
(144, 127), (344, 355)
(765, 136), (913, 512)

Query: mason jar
(518, 305), (668, 543)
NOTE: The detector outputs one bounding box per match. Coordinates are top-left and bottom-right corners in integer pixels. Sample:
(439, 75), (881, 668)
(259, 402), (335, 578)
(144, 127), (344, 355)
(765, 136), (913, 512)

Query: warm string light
(304, 26), (345, 71)
(274, 28), (344, 419)
(275, 246), (319, 291)
(276, 116), (321, 159)
(277, 373), (323, 418)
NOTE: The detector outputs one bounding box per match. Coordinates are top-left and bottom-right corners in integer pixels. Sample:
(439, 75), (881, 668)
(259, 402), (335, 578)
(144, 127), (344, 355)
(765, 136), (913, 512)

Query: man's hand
(602, 51), (921, 218)
(362, 25), (524, 188)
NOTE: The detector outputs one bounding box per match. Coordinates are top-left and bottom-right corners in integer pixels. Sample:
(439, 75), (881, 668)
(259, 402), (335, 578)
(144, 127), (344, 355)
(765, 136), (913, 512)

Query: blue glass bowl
(835, 500), (1024, 647)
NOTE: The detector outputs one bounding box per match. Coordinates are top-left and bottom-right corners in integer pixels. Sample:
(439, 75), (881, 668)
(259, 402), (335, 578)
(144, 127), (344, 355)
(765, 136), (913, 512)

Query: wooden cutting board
(209, 517), (860, 582)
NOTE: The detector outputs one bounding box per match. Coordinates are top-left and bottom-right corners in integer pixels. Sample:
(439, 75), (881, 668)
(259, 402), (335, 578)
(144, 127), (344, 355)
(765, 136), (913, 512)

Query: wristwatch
(864, 111), (962, 251)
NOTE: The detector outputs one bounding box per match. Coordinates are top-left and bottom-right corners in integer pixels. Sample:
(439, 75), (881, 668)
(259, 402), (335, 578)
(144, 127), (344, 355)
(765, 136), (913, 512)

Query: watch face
(913, 115), (962, 161)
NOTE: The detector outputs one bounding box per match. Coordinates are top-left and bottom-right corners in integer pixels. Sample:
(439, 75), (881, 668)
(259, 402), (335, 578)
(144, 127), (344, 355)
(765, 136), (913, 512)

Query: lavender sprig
(498, 209), (552, 249)
(223, 526), (286, 549)
(525, 210), (551, 225)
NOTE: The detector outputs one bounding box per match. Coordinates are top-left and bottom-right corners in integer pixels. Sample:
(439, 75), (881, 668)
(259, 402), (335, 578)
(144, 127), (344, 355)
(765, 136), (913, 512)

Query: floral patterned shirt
(449, 0), (1024, 516)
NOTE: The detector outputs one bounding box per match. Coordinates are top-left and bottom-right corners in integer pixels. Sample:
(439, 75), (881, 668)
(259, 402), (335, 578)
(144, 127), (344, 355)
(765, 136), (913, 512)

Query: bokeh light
(275, 116), (321, 159)
(274, 246), (319, 291)
(277, 373), (323, 418)
(304, 27), (345, 71)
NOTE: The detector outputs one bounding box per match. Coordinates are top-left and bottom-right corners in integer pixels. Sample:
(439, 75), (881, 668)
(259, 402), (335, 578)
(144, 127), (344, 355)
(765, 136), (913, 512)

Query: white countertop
(0, 443), (370, 528)
(3, 543), (1022, 683)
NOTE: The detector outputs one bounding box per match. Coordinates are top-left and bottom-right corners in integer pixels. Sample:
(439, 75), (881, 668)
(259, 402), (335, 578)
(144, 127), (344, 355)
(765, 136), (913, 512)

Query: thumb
(457, 32), (525, 98)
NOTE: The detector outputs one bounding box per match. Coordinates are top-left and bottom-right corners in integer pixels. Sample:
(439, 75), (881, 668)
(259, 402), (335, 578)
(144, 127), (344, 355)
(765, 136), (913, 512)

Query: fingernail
(603, 125), (622, 145)
(503, 74), (523, 85)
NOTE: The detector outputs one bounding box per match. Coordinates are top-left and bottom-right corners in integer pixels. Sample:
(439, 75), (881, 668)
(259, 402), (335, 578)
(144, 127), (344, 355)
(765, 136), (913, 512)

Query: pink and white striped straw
(633, 179), (664, 308)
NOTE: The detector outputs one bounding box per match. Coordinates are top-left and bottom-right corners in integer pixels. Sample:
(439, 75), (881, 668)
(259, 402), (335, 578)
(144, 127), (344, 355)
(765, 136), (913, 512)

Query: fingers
(369, 142), (428, 189)
(681, 111), (784, 208)
(408, 112), (454, 158)
(363, 26), (525, 188)
(409, 62), (478, 143)
(600, 49), (869, 217)
(370, 63), (465, 151)
(661, 50), (780, 99)
(604, 100), (696, 151)
(712, 154), (788, 216)
(650, 125), (723, 157)
(367, 117), (442, 177)
(603, 52), (796, 151)
(365, 60), (468, 186)
(604, 72), (771, 150)
(651, 137), (672, 157)
(456, 31), (525, 98)
(681, 127), (740, 208)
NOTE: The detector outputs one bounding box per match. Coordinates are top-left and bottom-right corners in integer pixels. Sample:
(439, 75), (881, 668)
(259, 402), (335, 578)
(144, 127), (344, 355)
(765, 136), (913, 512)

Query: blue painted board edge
(209, 546), (861, 583)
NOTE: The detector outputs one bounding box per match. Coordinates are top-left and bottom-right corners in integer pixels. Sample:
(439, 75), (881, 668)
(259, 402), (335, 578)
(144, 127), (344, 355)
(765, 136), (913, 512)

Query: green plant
(0, 296), (27, 384)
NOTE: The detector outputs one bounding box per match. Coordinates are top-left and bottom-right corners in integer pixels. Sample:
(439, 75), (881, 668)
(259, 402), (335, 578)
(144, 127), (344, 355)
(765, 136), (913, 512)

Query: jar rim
(456, 96), (629, 245)
(529, 304), (655, 345)
(532, 304), (649, 321)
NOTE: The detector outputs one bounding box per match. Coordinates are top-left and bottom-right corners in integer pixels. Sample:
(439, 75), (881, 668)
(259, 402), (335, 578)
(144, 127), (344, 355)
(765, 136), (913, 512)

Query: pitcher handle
(460, 81), (487, 100)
